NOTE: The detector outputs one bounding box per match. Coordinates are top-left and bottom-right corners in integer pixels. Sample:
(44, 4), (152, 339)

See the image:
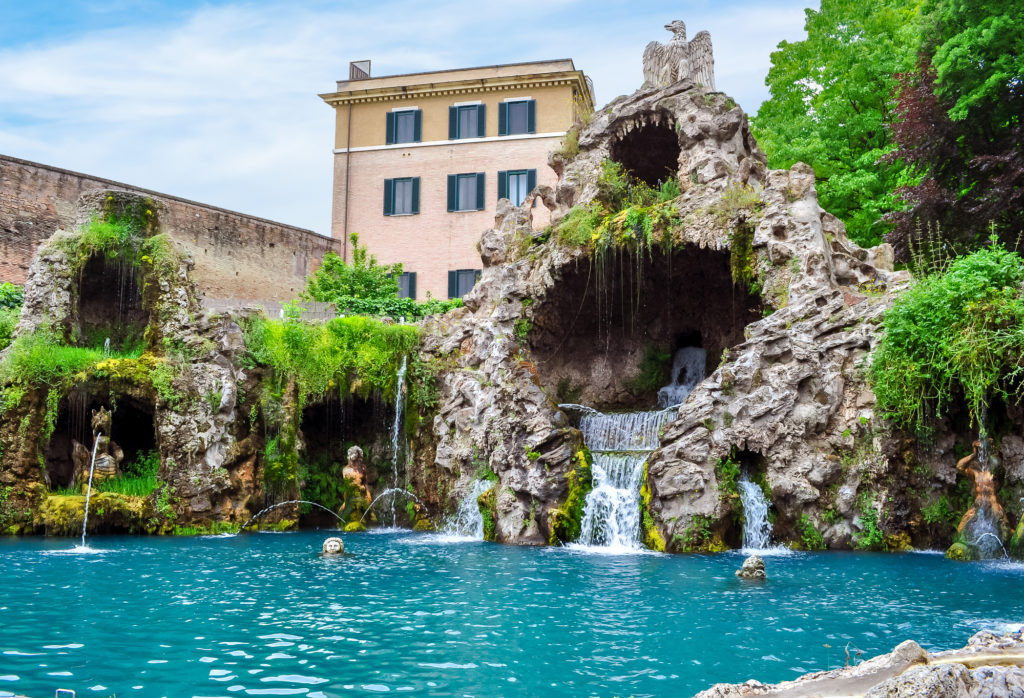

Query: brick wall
(0, 154), (342, 300)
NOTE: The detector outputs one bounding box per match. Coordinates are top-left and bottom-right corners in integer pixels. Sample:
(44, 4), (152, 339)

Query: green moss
(625, 344), (672, 392)
(170, 521), (237, 536)
(729, 218), (757, 292)
(548, 449), (593, 545)
(256, 519), (297, 532)
(413, 519), (435, 532)
(344, 521), (367, 532)
(945, 541), (978, 561)
(638, 462), (666, 551)
(40, 492), (152, 535)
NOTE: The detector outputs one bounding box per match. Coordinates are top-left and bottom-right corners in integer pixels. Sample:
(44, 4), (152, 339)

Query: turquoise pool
(1, 531), (1022, 696)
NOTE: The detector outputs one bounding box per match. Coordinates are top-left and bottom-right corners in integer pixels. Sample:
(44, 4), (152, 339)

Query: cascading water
(574, 410), (670, 550)
(441, 480), (492, 539)
(387, 356), (408, 526)
(79, 433), (102, 549)
(657, 346), (706, 408)
(737, 475), (773, 551)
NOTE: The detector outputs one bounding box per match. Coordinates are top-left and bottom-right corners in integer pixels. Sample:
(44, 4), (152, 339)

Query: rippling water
(1, 533), (1023, 697)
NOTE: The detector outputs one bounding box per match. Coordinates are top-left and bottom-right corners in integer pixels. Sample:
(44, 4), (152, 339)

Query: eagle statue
(642, 20), (715, 91)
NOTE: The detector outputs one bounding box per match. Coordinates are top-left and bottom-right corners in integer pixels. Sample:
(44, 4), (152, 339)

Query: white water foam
(657, 347), (706, 408)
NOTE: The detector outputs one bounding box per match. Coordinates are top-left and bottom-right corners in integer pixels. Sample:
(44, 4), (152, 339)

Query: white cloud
(0, 0), (811, 234)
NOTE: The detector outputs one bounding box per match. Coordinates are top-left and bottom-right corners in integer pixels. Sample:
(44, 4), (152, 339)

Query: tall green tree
(303, 233), (401, 303)
(887, 0), (1023, 256)
(752, 0), (922, 248)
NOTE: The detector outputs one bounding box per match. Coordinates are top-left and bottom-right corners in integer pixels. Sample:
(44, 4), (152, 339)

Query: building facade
(320, 60), (592, 300)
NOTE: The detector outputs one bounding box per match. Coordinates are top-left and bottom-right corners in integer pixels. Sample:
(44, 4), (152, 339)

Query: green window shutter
(447, 174), (457, 211)
(477, 104), (486, 138)
(385, 112), (396, 145)
(413, 109), (422, 142)
(383, 178), (394, 215)
(475, 172), (485, 210)
(411, 177), (420, 214)
(448, 271), (458, 298)
(527, 100), (536, 133)
(449, 107), (458, 139)
(497, 171), (507, 201)
(498, 102), (508, 136)
(409, 272), (417, 300)
(527, 169), (537, 193)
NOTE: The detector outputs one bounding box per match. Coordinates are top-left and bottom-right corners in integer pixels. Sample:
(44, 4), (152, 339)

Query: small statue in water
(321, 537), (345, 555)
(956, 440), (1009, 537)
(71, 407), (124, 487)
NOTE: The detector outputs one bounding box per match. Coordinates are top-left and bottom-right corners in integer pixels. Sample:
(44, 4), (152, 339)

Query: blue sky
(0, 0), (815, 234)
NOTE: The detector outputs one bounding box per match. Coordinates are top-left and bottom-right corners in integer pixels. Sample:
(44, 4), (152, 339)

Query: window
(447, 172), (485, 212)
(448, 269), (481, 299)
(383, 177), (420, 215)
(498, 99), (536, 136)
(386, 109), (421, 145)
(397, 272), (417, 299)
(497, 169), (537, 206)
(448, 104), (485, 139)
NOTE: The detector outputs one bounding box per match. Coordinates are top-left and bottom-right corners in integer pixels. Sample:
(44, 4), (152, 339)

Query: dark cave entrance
(77, 254), (149, 350)
(529, 247), (761, 411)
(43, 390), (157, 489)
(609, 117), (682, 187)
(298, 393), (386, 527)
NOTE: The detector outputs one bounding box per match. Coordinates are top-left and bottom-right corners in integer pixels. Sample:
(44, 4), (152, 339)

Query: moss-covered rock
(945, 542), (979, 561)
(478, 486), (497, 542)
(412, 519), (435, 532)
(548, 449), (592, 545)
(344, 521), (367, 532)
(39, 492), (153, 535)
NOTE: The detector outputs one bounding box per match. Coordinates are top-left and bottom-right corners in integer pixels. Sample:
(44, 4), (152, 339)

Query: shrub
(0, 307), (18, 352)
(797, 514), (826, 550)
(869, 241), (1024, 435)
(0, 283), (23, 310)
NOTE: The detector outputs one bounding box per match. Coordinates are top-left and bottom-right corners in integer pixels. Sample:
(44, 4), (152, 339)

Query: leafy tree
(304, 232), (401, 303)
(887, 0), (1024, 257)
(752, 0), (921, 248)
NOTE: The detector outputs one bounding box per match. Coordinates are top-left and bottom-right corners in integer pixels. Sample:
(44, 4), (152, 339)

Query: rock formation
(735, 555), (766, 580)
(695, 630), (1024, 697)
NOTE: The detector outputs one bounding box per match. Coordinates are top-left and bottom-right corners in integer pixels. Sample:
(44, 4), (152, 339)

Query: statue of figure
(71, 406), (124, 487)
(956, 440), (1009, 536)
(643, 21), (716, 91)
(342, 445), (373, 507)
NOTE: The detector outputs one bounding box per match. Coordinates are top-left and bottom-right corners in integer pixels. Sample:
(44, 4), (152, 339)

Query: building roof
(320, 59), (592, 108)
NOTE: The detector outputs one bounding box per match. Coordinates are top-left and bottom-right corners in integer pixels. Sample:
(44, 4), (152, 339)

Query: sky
(0, 0), (815, 235)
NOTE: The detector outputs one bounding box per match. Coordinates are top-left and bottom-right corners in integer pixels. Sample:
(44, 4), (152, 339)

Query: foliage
(752, 0), (921, 247)
(796, 514), (826, 550)
(95, 450), (160, 497)
(921, 494), (959, 533)
(555, 377), (583, 404)
(241, 314), (419, 403)
(886, 0), (1024, 257)
(711, 183), (764, 225)
(513, 317), (532, 343)
(556, 126), (579, 160)
(714, 452), (741, 498)
(0, 283), (23, 310)
(675, 514), (727, 553)
(300, 456), (366, 519)
(854, 494), (886, 550)
(869, 241), (1024, 434)
(478, 486), (498, 542)
(263, 433), (300, 495)
(304, 233), (400, 303)
(625, 344), (672, 392)
(0, 307), (18, 352)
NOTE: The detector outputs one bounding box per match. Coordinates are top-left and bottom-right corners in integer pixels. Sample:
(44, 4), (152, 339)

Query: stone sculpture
(71, 407), (124, 486)
(642, 20), (715, 90)
(955, 440), (1009, 537)
(343, 445), (374, 506)
(321, 537), (345, 555)
(735, 555), (766, 580)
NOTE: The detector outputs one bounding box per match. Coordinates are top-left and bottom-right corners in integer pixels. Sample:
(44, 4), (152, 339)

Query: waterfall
(657, 346), (706, 408)
(388, 356), (408, 526)
(441, 480), (492, 539)
(79, 434), (102, 549)
(574, 410), (671, 551)
(738, 475), (773, 551)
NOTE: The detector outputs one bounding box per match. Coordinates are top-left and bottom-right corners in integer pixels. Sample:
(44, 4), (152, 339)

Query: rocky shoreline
(695, 629), (1024, 697)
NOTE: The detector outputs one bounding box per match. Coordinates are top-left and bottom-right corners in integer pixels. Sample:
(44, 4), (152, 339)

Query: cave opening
(529, 247), (761, 411)
(77, 254), (149, 350)
(43, 390), (157, 490)
(298, 393), (385, 527)
(608, 116), (682, 188)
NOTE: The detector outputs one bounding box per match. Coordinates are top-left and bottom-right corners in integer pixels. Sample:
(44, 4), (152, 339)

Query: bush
(0, 283), (23, 310)
(869, 241), (1024, 434)
(0, 307), (18, 352)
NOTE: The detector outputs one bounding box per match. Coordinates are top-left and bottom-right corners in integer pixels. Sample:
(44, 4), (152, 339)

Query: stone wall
(0, 154), (342, 300)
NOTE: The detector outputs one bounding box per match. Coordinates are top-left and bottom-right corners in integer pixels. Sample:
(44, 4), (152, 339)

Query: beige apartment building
(319, 59), (593, 300)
